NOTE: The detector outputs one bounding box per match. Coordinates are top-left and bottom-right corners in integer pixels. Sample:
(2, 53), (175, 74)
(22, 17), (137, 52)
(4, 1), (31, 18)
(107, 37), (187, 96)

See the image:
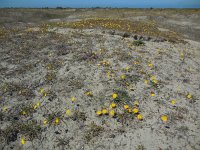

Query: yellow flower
(22, 111), (26, 115)
(148, 63), (153, 67)
(144, 80), (149, 84)
(134, 61), (139, 65)
(151, 92), (155, 97)
(137, 114), (143, 120)
(133, 108), (139, 114)
(96, 110), (102, 116)
(66, 109), (71, 116)
(37, 102), (40, 107)
(134, 100), (139, 106)
(152, 79), (158, 84)
(33, 105), (37, 110)
(121, 74), (125, 79)
(161, 115), (168, 122)
(112, 93), (118, 99)
(43, 92), (47, 97)
(85, 91), (93, 97)
(40, 88), (44, 94)
(125, 66), (130, 71)
(55, 117), (59, 124)
(171, 100), (176, 105)
(110, 102), (116, 108)
(109, 110), (115, 117)
(187, 94), (192, 99)
(2, 106), (7, 112)
(21, 137), (26, 145)
(71, 97), (75, 102)
(124, 105), (129, 109)
(102, 109), (108, 115)
(43, 119), (48, 125)
(97, 63), (101, 66)
(128, 108), (132, 113)
(151, 76), (156, 80)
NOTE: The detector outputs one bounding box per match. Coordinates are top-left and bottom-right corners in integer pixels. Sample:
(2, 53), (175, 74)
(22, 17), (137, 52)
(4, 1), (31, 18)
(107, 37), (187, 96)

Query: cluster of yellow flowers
(98, 60), (110, 67)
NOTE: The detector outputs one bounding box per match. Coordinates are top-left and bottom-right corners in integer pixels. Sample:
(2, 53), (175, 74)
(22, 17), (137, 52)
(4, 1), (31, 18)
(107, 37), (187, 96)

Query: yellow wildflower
(55, 117), (59, 124)
(187, 94), (192, 99)
(144, 80), (149, 84)
(161, 115), (168, 122)
(152, 79), (158, 84)
(124, 105), (129, 109)
(109, 110), (115, 117)
(21, 137), (26, 145)
(85, 91), (93, 97)
(43, 119), (48, 125)
(110, 102), (116, 108)
(171, 100), (176, 105)
(137, 114), (143, 120)
(121, 74), (125, 79)
(151, 76), (156, 80)
(133, 108), (139, 114)
(134, 100), (139, 106)
(40, 88), (44, 94)
(102, 109), (108, 115)
(71, 97), (75, 102)
(112, 93), (118, 99)
(125, 66), (130, 71)
(148, 63), (153, 67)
(151, 91), (155, 97)
(128, 108), (132, 113)
(96, 110), (102, 116)
(66, 109), (71, 116)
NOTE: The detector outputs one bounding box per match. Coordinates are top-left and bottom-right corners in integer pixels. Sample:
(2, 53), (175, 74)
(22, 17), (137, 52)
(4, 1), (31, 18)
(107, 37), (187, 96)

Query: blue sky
(0, 0), (200, 8)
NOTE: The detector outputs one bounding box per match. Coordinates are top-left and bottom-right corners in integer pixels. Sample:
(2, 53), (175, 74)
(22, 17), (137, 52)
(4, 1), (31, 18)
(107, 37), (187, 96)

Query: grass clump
(133, 40), (145, 46)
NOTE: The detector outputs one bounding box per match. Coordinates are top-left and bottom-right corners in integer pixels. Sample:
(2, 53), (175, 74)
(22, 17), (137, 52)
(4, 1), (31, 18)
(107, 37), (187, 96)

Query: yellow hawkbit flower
(161, 115), (168, 122)
(151, 76), (156, 80)
(137, 114), (143, 120)
(97, 63), (101, 66)
(40, 88), (44, 94)
(110, 102), (116, 108)
(66, 109), (71, 116)
(151, 91), (155, 97)
(134, 61), (139, 65)
(121, 74), (125, 79)
(109, 110), (115, 117)
(144, 80), (149, 84)
(125, 66), (130, 71)
(124, 105), (129, 109)
(37, 102), (40, 107)
(134, 100), (139, 106)
(148, 63), (153, 67)
(21, 137), (26, 145)
(133, 108), (139, 114)
(33, 105), (37, 110)
(96, 110), (102, 116)
(55, 117), (59, 124)
(112, 93), (118, 99)
(22, 111), (26, 115)
(128, 108), (132, 113)
(43, 119), (48, 125)
(3, 106), (7, 112)
(152, 79), (158, 84)
(71, 97), (75, 102)
(102, 109), (108, 115)
(43, 92), (47, 97)
(187, 94), (192, 99)
(171, 100), (176, 105)
(85, 91), (93, 97)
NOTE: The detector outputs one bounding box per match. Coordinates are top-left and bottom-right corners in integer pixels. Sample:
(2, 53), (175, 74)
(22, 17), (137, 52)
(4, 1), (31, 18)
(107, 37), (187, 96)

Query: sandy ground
(0, 9), (200, 150)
